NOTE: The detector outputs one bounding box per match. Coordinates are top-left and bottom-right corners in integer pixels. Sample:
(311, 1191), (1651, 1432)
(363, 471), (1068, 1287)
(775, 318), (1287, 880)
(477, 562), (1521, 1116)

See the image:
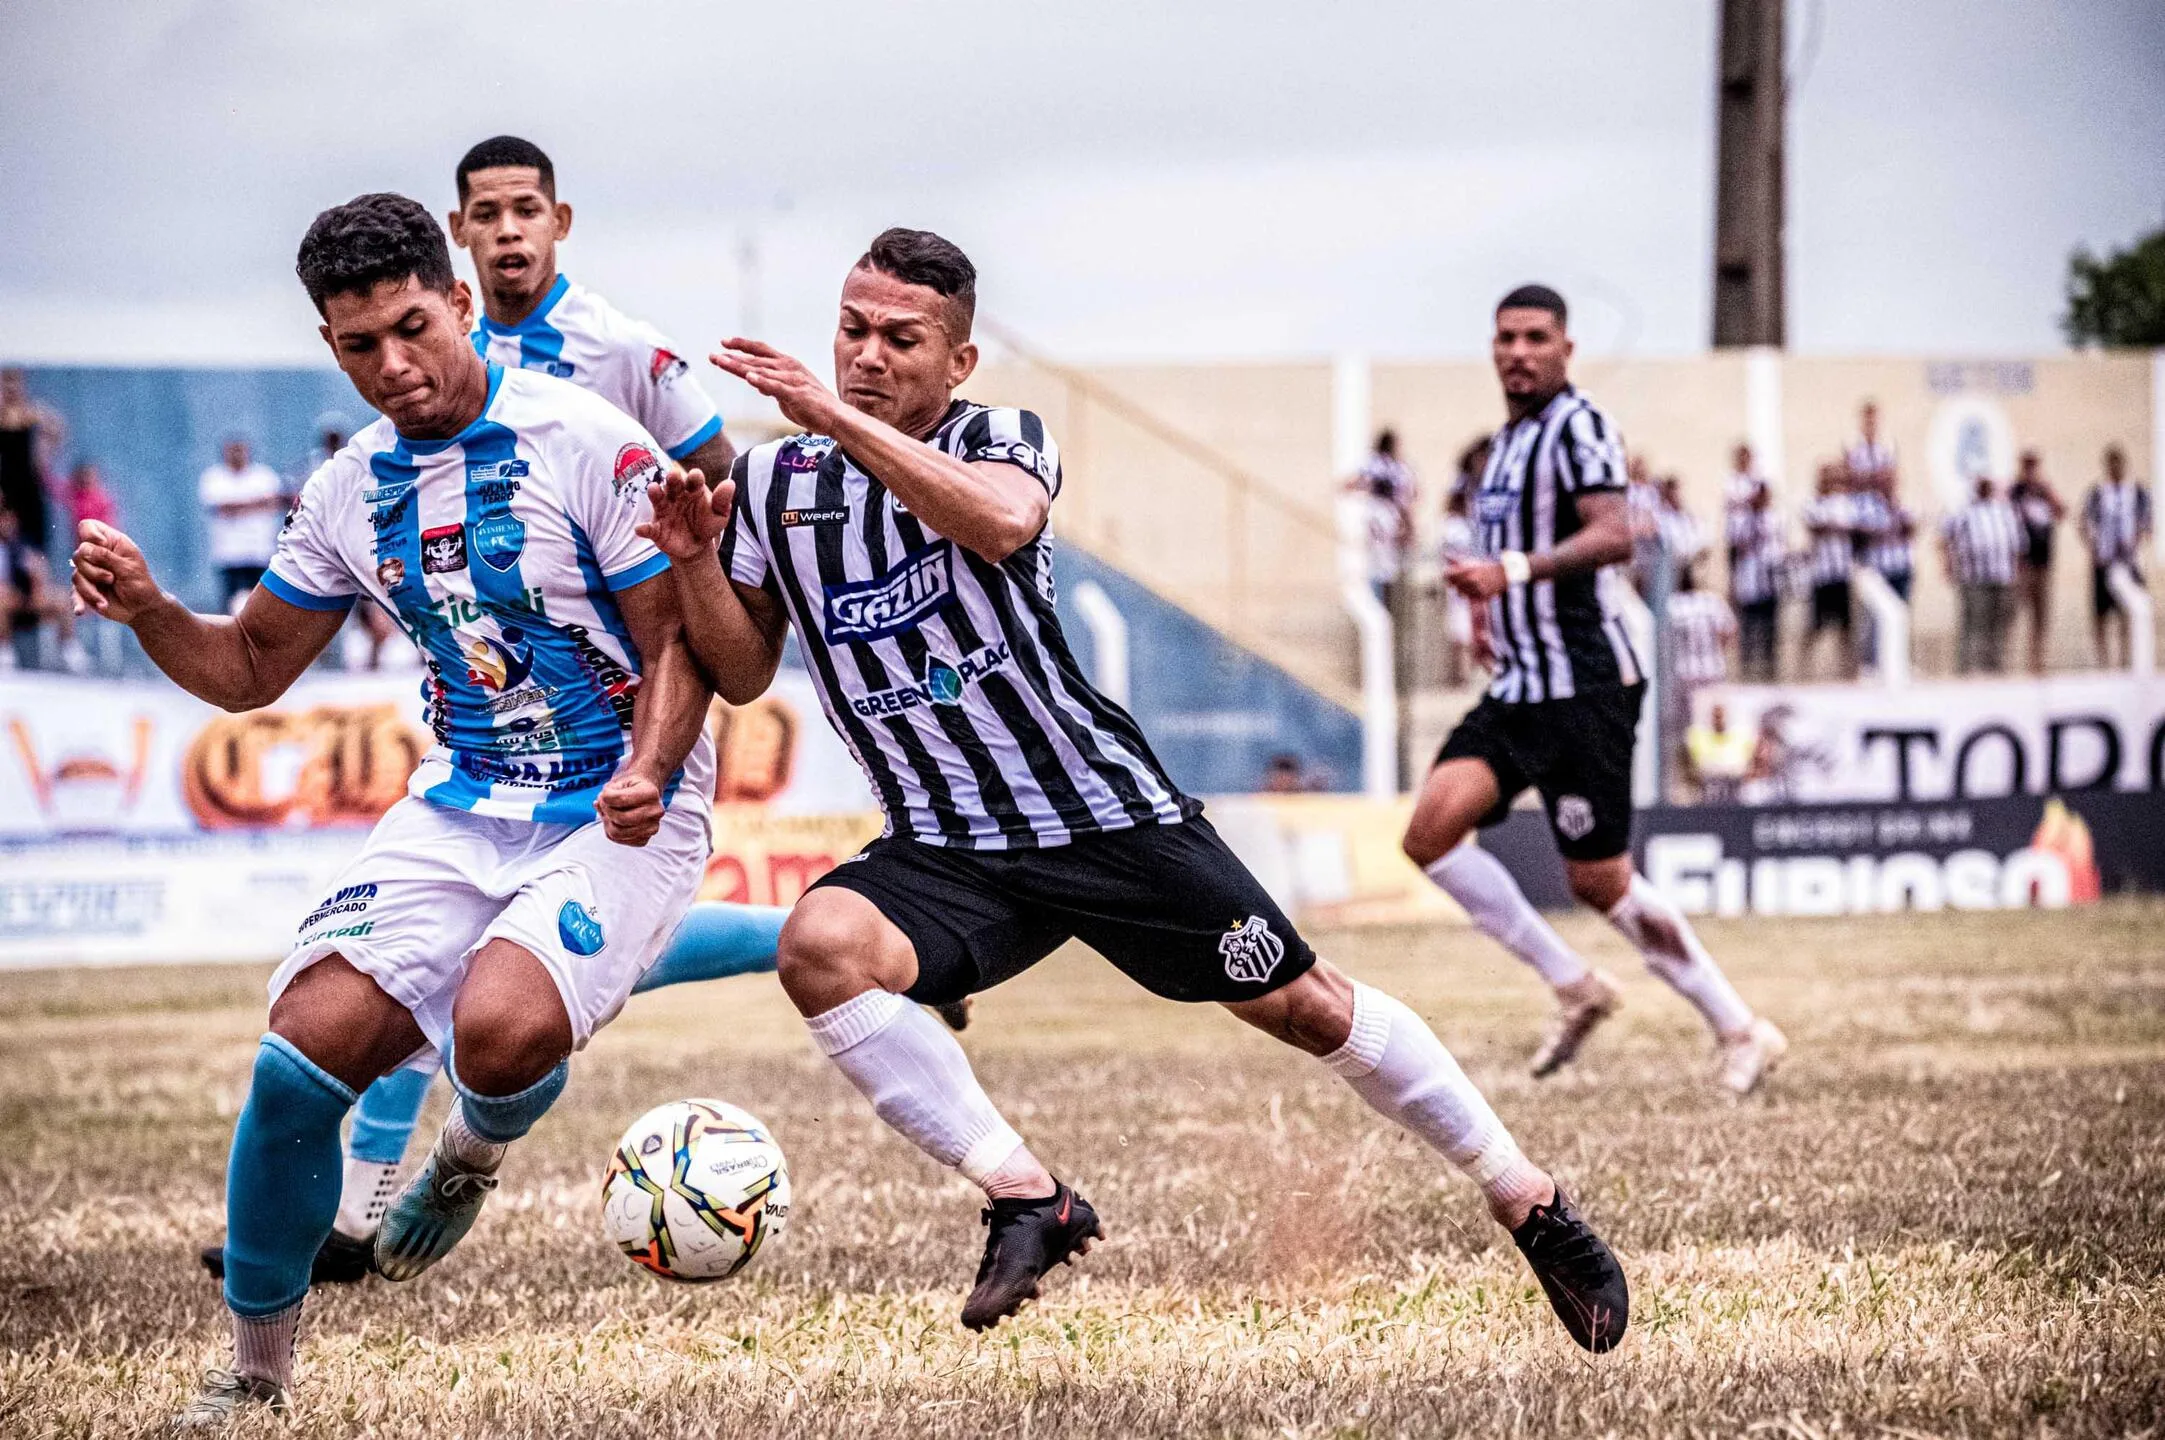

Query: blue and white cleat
(373, 1142), (498, 1282)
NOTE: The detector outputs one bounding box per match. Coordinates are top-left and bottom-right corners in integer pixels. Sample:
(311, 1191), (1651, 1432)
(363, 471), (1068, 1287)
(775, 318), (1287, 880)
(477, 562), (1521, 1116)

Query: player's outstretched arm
(712, 339), (1048, 563)
(638, 467), (786, 705)
(70, 520), (343, 711)
(597, 576), (713, 847)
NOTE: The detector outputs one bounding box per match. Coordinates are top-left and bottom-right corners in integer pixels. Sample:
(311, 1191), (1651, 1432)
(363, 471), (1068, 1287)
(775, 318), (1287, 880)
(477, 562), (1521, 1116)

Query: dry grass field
(1, 902), (2161, 1438)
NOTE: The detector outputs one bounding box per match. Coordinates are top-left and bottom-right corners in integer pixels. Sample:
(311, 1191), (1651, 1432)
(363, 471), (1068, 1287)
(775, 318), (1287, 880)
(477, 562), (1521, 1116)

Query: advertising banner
(1689, 675), (2165, 804)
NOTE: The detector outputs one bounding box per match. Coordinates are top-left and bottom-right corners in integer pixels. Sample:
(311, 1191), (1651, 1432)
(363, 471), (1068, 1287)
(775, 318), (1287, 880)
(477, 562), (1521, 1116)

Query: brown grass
(2, 902), (2162, 1437)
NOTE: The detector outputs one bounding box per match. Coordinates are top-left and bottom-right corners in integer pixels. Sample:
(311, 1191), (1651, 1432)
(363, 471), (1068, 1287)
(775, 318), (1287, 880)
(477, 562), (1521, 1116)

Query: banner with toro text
(0, 667), (878, 967)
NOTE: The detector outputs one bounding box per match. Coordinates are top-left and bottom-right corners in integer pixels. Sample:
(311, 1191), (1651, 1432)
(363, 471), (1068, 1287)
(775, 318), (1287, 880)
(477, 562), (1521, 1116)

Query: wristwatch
(1499, 550), (1532, 586)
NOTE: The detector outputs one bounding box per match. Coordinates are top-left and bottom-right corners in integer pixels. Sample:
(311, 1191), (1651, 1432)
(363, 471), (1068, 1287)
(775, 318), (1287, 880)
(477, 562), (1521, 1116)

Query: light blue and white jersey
(472, 275), (723, 463)
(265, 363), (715, 824)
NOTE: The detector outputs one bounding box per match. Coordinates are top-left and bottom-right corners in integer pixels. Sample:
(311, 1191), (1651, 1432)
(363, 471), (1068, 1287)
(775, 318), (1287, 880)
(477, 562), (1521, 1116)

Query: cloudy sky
(3, 0), (2160, 380)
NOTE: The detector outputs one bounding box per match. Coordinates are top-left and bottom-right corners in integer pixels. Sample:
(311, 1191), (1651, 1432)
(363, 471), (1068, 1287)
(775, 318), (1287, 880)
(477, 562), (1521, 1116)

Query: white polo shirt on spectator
(197, 459), (287, 568)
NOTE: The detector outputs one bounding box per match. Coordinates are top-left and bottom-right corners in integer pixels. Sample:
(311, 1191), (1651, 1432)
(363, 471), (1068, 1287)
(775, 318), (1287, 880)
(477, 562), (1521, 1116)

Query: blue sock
(348, 1066), (434, 1166)
(633, 902), (786, 994)
(224, 1035), (356, 1317)
(450, 1056), (569, 1146)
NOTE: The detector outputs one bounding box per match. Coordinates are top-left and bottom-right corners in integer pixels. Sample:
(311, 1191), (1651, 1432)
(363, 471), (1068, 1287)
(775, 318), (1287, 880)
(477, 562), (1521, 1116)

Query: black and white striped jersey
(1848, 490), (1915, 577)
(1801, 493), (1856, 586)
(2082, 480), (2152, 567)
(1941, 496), (2023, 586)
(1727, 508), (1786, 606)
(1470, 387), (1643, 703)
(718, 400), (1197, 850)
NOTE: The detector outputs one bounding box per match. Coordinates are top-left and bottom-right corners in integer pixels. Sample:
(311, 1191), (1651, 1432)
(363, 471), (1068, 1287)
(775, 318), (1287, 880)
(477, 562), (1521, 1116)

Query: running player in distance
(1403, 285), (1786, 1093)
(641, 229), (1629, 1352)
(196, 135), (776, 1294)
(75, 193), (716, 1426)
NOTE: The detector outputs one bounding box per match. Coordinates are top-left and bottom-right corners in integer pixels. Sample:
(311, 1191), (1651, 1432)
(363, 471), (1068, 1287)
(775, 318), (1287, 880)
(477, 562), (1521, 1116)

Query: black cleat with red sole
(960, 1181), (1102, 1331)
(1510, 1187), (1629, 1353)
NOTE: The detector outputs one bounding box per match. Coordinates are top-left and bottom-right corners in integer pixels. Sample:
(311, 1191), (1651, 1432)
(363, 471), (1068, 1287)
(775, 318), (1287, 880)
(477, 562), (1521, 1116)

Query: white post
(1850, 567), (1912, 687)
(1745, 345), (1785, 492)
(1071, 580), (1132, 707)
(1331, 353), (1373, 479)
(1611, 572), (1660, 807)
(2108, 563), (2155, 677)
(1336, 493), (1396, 799)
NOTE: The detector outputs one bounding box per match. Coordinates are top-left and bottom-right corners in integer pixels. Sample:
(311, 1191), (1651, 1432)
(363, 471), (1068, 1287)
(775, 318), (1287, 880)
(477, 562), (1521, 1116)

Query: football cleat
(960, 1181), (1102, 1332)
(1717, 1017), (1789, 1095)
(934, 997), (974, 1032)
(1529, 970), (1622, 1078)
(198, 1228), (378, 1286)
(1510, 1186), (1629, 1353)
(373, 1144), (498, 1282)
(174, 1368), (289, 1429)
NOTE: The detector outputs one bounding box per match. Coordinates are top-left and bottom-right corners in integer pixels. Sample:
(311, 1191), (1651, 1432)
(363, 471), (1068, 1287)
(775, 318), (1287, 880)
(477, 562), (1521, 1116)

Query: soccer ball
(601, 1099), (791, 1282)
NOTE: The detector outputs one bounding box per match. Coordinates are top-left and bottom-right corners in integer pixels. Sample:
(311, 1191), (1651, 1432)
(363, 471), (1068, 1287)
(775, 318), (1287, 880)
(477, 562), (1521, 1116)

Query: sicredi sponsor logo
(1646, 831), (2074, 917)
(850, 642), (1011, 717)
(823, 543), (954, 643)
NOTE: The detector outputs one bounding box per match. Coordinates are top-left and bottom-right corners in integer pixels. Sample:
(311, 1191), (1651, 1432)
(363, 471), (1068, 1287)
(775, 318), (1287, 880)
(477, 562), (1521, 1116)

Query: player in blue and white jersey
(73, 193), (717, 1426)
(452, 135), (736, 487)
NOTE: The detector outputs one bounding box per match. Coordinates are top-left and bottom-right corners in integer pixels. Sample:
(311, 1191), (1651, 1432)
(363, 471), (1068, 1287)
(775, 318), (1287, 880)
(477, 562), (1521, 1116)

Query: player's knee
(1567, 860), (1630, 913)
(267, 953), (424, 1093)
(1226, 961), (1354, 1057)
(450, 990), (572, 1095)
(777, 896), (908, 1011)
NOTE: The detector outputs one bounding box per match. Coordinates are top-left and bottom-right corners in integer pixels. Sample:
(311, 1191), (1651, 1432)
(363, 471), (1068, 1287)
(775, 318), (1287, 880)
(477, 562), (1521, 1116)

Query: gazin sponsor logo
(823, 543), (954, 643)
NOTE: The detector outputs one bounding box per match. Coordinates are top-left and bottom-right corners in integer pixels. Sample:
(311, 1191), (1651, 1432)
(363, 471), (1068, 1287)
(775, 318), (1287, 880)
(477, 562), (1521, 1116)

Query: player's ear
(447, 207), (470, 249)
(318, 322), (335, 356)
(555, 201), (574, 241)
(451, 280), (475, 331)
(948, 338), (978, 389)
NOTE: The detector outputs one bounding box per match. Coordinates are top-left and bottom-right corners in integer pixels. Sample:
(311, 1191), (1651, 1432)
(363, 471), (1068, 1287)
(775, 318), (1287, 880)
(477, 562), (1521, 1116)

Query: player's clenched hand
(71, 520), (164, 624)
(1445, 557), (1510, 601)
(597, 770), (664, 847)
(710, 338), (841, 433)
(638, 466), (729, 560)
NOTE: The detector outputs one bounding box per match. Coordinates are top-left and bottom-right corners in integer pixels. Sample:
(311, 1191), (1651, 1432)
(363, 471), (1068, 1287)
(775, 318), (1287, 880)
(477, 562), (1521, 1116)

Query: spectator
(2007, 448), (2066, 675)
(1654, 474), (1708, 575)
(1723, 442), (1768, 568)
(1437, 480), (1477, 687)
(0, 367), (66, 552)
(1685, 702), (1754, 806)
(1849, 474), (1916, 603)
(1260, 752), (1321, 793)
(1845, 400), (1897, 493)
(1665, 565), (1735, 782)
(197, 436), (287, 612)
(1799, 463), (1858, 680)
(2081, 443), (2154, 669)
(64, 461), (118, 531)
(1344, 429), (1415, 607)
(1941, 474), (2024, 675)
(1729, 482), (1785, 681)
(2, 504), (84, 672)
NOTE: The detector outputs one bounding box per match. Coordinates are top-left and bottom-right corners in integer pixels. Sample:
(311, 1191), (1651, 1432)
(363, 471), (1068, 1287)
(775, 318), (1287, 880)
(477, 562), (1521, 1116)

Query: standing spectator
(2081, 444), (2154, 669)
(1729, 483), (1785, 681)
(1685, 702), (1754, 806)
(1845, 401), (1897, 493)
(1344, 429), (1415, 605)
(0, 367), (66, 552)
(1723, 443), (1767, 568)
(1799, 463), (1858, 679)
(1666, 565), (1735, 758)
(1437, 481), (1477, 686)
(2007, 448), (2066, 675)
(196, 436), (287, 612)
(1654, 474), (1708, 575)
(1941, 475), (2025, 675)
(1850, 476), (1917, 602)
(63, 462), (122, 671)
(2, 504), (83, 671)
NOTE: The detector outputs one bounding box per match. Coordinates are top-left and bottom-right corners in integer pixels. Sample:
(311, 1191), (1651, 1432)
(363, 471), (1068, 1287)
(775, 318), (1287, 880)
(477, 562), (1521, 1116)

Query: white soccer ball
(601, 1099), (791, 1282)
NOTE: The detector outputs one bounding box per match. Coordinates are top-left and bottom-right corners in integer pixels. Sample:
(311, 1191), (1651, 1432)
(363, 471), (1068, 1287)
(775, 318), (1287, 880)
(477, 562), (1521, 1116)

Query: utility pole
(1712, 0), (1786, 347)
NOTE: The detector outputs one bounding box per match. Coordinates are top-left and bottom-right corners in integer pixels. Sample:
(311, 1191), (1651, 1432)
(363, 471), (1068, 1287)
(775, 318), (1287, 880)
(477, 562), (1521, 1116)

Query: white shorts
(269, 795), (711, 1066)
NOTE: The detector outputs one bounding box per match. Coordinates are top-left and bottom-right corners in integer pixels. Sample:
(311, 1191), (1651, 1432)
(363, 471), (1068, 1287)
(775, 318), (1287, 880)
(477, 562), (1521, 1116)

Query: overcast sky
(3, 0), (2161, 377)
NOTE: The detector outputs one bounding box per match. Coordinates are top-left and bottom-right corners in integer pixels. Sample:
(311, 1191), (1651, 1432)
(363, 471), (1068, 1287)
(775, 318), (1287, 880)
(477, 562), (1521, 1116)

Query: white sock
(805, 989), (1037, 1193)
(1606, 873), (1754, 1040)
(1322, 982), (1550, 1216)
(1424, 843), (1590, 988)
(438, 1107), (507, 1174)
(332, 1157), (400, 1240)
(232, 1301), (302, 1388)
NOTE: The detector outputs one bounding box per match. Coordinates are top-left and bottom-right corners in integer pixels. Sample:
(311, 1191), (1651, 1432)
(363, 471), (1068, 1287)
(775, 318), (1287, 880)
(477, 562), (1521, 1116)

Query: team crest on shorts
(557, 899), (607, 957)
(1219, 915), (1285, 985)
(1555, 795), (1596, 840)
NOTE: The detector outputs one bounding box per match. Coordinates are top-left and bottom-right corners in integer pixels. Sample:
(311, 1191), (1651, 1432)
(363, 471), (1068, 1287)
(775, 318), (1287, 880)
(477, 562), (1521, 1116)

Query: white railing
(2108, 562), (2155, 677)
(1335, 494), (1397, 799)
(1851, 567), (1912, 688)
(1070, 580), (1132, 707)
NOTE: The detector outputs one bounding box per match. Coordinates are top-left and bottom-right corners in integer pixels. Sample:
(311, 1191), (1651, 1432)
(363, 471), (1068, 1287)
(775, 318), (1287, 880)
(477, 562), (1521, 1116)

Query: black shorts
(809, 816), (1316, 1007)
(1436, 685), (1643, 861)
(1810, 581), (1851, 631)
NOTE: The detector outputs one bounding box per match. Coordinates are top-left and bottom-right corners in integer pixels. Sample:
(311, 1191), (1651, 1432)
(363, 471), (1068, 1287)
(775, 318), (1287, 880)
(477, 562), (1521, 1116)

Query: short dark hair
(1375, 429), (1398, 456)
(1496, 284), (1568, 325)
(457, 136), (555, 202)
(296, 193), (456, 315)
(856, 228), (977, 338)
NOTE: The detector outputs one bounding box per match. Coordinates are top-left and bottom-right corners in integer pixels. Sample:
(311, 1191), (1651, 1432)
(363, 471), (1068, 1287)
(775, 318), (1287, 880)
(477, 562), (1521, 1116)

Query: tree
(2064, 226), (2165, 348)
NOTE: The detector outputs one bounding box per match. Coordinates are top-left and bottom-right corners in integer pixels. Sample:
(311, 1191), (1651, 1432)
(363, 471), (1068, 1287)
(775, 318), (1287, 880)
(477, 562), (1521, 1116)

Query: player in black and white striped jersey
(1798, 463), (1858, 679)
(642, 232), (1628, 1351)
(2082, 444), (2154, 667)
(1728, 483), (1785, 681)
(1401, 285), (1783, 1097)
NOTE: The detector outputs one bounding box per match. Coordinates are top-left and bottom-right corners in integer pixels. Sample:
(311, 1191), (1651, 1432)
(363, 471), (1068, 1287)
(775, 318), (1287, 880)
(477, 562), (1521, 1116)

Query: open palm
(638, 467), (732, 560)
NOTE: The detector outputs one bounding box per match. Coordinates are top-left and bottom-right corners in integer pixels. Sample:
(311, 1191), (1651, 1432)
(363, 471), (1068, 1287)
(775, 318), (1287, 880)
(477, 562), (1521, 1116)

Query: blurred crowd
(0, 367), (404, 676)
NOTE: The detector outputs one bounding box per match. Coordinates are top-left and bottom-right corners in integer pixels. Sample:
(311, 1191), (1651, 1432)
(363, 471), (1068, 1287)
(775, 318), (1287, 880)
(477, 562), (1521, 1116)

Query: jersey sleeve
(954, 407), (1062, 499)
(261, 464), (359, 612)
(564, 402), (673, 592)
(1558, 405), (1626, 493)
(617, 315), (724, 462)
(717, 451), (771, 589)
